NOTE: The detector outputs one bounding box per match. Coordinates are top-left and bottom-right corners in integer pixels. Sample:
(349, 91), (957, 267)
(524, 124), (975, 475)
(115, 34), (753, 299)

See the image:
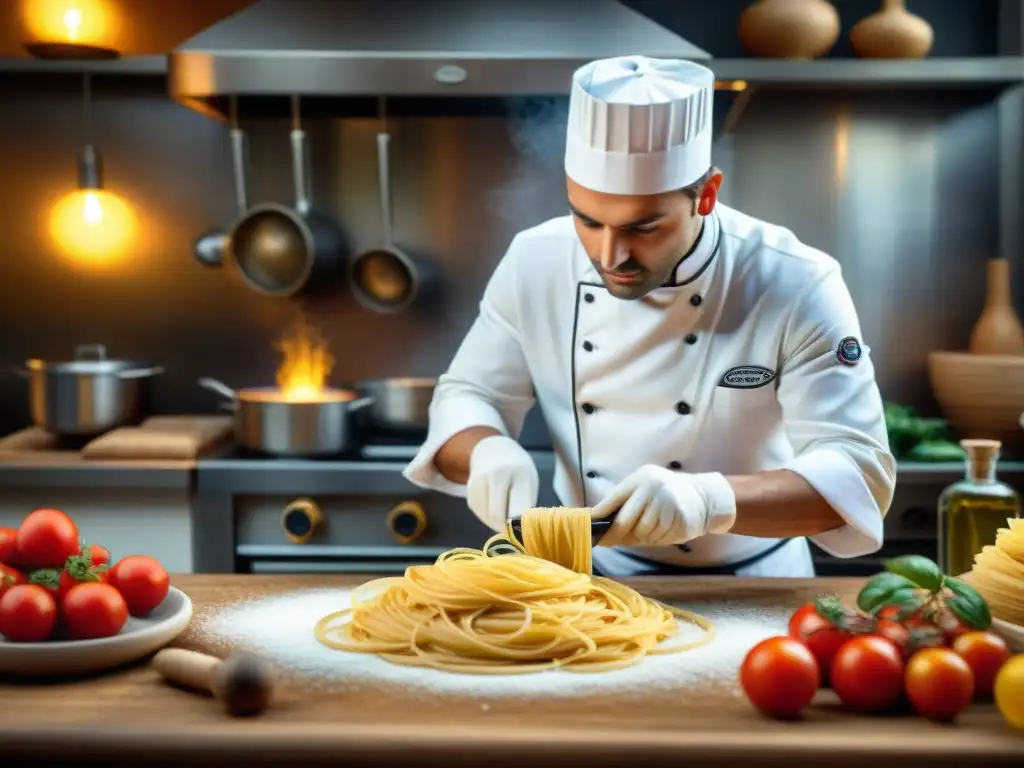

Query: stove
(193, 440), (558, 574)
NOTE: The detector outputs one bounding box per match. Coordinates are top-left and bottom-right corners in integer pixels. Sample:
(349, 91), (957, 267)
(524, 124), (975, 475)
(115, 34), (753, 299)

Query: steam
(489, 97), (570, 227)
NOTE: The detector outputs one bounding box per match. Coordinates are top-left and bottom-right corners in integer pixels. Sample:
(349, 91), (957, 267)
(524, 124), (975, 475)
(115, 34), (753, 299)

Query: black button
(678, 544), (692, 553)
(582, 341), (594, 352)
(668, 461), (682, 470)
(585, 470), (598, 479)
(690, 294), (703, 307)
(685, 333), (698, 345)
(581, 402), (595, 414)
(675, 401), (691, 415)
(584, 293), (595, 303)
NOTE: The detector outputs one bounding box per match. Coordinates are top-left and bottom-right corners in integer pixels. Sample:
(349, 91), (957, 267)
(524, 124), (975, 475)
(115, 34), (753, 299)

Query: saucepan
(197, 377), (373, 457)
(17, 344), (164, 438)
(348, 101), (439, 314)
(358, 377), (436, 432)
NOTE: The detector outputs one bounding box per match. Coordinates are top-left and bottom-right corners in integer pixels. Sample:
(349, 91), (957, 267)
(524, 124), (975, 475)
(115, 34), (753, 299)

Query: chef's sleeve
(403, 235), (536, 497)
(776, 267), (896, 558)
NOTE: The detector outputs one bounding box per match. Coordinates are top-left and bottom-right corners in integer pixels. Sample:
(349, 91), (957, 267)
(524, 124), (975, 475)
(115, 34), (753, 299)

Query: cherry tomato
(0, 526), (19, 564)
(16, 509), (79, 568)
(107, 555), (169, 616)
(830, 635), (905, 712)
(905, 647), (975, 721)
(788, 602), (851, 684)
(994, 654), (1024, 729)
(740, 636), (820, 719)
(61, 582), (128, 640)
(56, 568), (107, 600)
(952, 631), (1011, 698)
(875, 618), (911, 656)
(86, 544), (110, 567)
(0, 564), (26, 597)
(0, 583), (57, 642)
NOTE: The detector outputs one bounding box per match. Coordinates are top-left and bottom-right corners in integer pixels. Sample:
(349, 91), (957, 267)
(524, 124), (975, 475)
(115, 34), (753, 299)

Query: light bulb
(63, 9), (82, 41)
(83, 190), (103, 224)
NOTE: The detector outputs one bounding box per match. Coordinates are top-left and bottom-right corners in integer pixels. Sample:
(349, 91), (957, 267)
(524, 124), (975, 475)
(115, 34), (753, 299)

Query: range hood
(169, 0), (711, 118)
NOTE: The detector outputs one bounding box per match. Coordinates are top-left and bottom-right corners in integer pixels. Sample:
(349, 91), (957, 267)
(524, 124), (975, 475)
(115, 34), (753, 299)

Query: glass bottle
(938, 439), (1021, 577)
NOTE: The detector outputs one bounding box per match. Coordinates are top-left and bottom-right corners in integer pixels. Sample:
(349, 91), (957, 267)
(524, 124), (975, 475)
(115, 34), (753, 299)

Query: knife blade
(507, 512), (618, 548)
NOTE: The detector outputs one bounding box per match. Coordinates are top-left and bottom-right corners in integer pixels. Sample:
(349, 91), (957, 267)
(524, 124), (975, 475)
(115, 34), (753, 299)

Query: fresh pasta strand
(314, 507), (715, 674)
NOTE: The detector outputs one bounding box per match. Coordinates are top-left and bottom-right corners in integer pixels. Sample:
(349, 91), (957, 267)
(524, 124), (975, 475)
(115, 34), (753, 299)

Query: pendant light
(21, 1), (122, 61)
(77, 72), (104, 224)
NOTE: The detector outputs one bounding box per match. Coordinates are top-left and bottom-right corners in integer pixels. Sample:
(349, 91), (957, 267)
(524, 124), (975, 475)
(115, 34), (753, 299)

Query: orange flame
(274, 321), (334, 402)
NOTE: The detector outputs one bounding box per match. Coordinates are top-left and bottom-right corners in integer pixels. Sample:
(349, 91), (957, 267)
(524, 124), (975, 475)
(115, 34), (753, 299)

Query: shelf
(0, 55), (168, 75)
(709, 57), (1024, 90)
(1, 55), (1021, 92)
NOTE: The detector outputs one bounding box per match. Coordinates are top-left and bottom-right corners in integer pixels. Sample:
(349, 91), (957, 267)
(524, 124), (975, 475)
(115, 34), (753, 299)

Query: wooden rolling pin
(152, 648), (274, 717)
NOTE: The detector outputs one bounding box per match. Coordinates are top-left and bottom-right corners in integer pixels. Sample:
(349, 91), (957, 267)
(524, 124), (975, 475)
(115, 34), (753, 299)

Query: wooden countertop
(1, 574), (1021, 767)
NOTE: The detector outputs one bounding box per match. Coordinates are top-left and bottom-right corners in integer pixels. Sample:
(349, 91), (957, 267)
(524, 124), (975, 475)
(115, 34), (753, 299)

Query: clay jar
(849, 0), (934, 59)
(969, 259), (1024, 357)
(738, 0), (840, 59)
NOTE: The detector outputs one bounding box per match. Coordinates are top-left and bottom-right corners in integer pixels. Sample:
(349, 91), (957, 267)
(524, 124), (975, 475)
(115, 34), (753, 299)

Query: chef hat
(564, 56), (714, 196)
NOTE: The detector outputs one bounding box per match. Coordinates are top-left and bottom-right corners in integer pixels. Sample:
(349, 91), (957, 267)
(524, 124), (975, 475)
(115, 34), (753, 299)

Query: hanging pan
(349, 100), (439, 314)
(226, 96), (347, 298)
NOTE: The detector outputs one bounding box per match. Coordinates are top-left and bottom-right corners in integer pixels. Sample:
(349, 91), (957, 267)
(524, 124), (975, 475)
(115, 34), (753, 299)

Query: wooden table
(1, 574), (1021, 767)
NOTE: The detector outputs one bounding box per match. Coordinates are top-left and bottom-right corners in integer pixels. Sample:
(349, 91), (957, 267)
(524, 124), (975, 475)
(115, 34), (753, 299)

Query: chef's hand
(591, 466), (737, 548)
(467, 435), (539, 533)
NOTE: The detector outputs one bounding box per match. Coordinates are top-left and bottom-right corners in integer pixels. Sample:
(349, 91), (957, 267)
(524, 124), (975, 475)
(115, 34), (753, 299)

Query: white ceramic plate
(992, 616), (1024, 653)
(0, 586), (192, 676)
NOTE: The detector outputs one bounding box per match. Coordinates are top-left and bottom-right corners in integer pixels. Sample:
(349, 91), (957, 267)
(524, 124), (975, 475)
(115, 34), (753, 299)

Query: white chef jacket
(404, 203), (896, 577)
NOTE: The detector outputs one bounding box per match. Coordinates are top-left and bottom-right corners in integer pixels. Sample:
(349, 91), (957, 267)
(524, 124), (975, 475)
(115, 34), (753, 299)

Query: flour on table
(197, 589), (787, 700)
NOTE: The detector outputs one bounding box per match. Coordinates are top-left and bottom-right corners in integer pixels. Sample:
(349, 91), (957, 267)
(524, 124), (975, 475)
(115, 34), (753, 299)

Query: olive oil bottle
(938, 439), (1021, 577)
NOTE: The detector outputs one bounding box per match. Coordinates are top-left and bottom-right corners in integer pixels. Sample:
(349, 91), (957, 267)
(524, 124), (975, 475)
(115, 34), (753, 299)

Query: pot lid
(25, 344), (153, 375)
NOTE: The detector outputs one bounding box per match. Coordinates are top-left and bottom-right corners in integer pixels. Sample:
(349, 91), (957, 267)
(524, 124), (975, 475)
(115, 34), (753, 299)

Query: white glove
(591, 466), (737, 548)
(467, 436), (539, 533)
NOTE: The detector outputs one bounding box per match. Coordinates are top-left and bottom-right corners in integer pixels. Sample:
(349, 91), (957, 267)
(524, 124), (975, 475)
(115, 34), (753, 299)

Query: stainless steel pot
(20, 344), (164, 437)
(359, 377), (436, 431)
(198, 377), (373, 457)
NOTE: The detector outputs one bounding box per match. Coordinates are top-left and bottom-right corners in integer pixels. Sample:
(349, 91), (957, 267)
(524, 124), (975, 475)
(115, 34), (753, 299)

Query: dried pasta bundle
(314, 507), (714, 674)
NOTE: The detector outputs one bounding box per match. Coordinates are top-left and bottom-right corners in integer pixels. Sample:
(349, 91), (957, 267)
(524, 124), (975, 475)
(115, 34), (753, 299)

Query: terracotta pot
(738, 0), (840, 59)
(969, 259), (1024, 356)
(849, 0), (934, 59)
(929, 352), (1024, 450)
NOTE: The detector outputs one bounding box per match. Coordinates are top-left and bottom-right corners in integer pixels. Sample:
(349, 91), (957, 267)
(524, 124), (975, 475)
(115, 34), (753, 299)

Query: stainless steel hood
(169, 0), (710, 118)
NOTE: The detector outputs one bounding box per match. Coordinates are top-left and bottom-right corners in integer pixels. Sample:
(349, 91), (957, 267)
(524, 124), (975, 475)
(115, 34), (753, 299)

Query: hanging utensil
(223, 96), (347, 297)
(191, 96), (251, 270)
(349, 98), (439, 314)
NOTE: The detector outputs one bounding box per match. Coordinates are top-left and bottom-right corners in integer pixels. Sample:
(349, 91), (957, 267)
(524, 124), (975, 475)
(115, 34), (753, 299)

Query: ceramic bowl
(0, 586), (192, 676)
(928, 351), (1024, 450)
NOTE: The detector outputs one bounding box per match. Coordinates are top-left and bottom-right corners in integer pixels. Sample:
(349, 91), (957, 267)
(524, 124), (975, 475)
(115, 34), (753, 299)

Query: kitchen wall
(0, 0), (1013, 442)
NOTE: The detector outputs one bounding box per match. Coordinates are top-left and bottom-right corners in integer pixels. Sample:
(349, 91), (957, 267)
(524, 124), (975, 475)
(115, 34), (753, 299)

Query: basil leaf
(943, 576), (991, 630)
(857, 572), (918, 614)
(884, 555), (944, 591)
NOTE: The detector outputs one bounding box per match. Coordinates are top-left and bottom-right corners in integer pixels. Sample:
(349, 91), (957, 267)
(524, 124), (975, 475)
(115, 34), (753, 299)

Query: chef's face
(567, 171), (722, 300)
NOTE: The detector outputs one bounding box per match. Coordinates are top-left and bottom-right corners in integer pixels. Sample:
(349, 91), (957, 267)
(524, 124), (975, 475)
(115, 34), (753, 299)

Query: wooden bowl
(928, 351), (1024, 449)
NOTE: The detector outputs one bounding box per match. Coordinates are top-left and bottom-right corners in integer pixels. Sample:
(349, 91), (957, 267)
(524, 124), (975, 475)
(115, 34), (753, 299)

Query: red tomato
(905, 647), (975, 721)
(0, 564), (26, 597)
(788, 602), (852, 684)
(86, 544), (110, 567)
(952, 631), (1011, 698)
(830, 636), (905, 712)
(57, 568), (107, 600)
(60, 582), (128, 640)
(0, 526), (19, 564)
(107, 555), (168, 616)
(875, 618), (912, 657)
(0, 583), (57, 642)
(740, 636), (820, 719)
(16, 509), (80, 568)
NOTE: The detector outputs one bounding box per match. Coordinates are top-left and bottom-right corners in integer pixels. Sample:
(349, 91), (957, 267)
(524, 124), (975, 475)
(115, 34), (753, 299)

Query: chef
(404, 55), (896, 578)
